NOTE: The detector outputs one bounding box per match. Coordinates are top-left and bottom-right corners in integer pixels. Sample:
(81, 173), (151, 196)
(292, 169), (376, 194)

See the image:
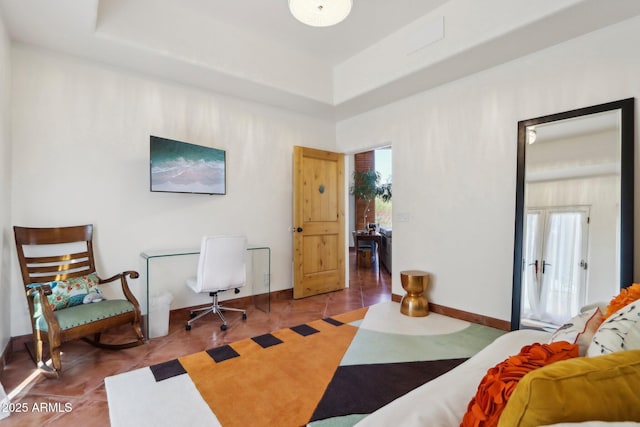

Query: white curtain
(522, 212), (542, 320)
(522, 209), (587, 326)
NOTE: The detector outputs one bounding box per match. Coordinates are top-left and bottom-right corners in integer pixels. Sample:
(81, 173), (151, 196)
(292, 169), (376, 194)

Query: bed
(358, 297), (640, 427)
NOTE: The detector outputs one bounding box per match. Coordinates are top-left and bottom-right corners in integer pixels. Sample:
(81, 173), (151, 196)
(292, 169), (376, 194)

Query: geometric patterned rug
(106, 301), (505, 427)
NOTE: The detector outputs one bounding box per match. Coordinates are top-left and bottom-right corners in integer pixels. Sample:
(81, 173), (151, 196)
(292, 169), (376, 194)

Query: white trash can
(148, 292), (173, 338)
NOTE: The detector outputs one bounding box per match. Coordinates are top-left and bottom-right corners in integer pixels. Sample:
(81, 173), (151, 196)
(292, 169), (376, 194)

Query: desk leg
(145, 259), (150, 342)
(376, 241), (381, 277)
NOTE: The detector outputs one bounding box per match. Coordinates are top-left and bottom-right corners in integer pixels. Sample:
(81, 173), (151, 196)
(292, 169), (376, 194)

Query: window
(375, 149), (392, 228)
(522, 206), (590, 327)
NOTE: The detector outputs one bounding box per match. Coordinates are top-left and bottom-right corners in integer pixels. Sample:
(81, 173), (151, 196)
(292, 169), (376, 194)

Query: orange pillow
(602, 283), (640, 319)
(460, 341), (578, 427)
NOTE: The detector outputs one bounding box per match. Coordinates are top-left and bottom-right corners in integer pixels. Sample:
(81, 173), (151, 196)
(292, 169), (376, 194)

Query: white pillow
(548, 307), (603, 356)
(579, 301), (608, 313)
(587, 301), (640, 356)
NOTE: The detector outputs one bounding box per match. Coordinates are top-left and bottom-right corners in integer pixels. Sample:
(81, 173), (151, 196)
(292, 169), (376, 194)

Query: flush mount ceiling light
(289, 0), (353, 27)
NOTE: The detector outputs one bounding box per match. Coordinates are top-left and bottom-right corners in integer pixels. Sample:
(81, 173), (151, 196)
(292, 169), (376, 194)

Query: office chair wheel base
(242, 313), (247, 320)
(220, 324), (228, 331)
(189, 312), (197, 319)
(185, 324), (192, 331)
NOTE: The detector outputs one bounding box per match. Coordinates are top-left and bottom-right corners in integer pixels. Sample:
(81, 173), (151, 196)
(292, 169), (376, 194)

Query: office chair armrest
(98, 271), (141, 308)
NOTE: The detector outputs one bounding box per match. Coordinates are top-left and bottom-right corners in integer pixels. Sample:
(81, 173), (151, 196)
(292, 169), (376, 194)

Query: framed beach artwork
(149, 136), (226, 195)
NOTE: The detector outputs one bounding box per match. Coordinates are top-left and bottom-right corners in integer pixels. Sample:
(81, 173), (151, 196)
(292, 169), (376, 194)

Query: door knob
(296, 227), (303, 233)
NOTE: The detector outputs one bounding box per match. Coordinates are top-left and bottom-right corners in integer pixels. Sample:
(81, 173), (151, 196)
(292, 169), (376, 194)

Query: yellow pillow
(498, 350), (640, 427)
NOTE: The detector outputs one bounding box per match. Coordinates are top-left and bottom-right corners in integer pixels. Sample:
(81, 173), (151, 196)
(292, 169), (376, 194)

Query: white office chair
(185, 235), (248, 331)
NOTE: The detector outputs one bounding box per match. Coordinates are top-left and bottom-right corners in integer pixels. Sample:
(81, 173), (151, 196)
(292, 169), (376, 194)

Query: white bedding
(354, 329), (551, 427)
(543, 424), (640, 427)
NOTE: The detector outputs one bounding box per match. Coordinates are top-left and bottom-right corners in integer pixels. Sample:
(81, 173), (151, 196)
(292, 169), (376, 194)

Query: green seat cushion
(34, 299), (135, 331)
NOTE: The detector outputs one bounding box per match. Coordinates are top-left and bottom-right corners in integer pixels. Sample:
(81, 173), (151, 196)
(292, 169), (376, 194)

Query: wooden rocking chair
(14, 224), (145, 378)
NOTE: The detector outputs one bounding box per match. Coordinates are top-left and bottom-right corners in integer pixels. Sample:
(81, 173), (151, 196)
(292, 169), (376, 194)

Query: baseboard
(3, 333), (33, 371)
(270, 288), (294, 301)
(392, 293), (511, 331)
(10, 334), (31, 352)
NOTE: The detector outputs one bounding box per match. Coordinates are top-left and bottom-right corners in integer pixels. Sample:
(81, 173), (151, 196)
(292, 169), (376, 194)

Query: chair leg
(32, 333), (60, 379)
(35, 343), (61, 378)
(185, 307), (214, 330)
(49, 344), (62, 373)
(185, 292), (247, 331)
(216, 306), (247, 317)
(213, 292), (247, 330)
(132, 321), (145, 341)
(34, 338), (47, 369)
(212, 307), (228, 330)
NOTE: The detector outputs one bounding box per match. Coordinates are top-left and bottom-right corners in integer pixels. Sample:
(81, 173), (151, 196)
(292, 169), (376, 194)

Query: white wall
(9, 46), (336, 336)
(0, 11), (11, 352)
(336, 15), (640, 323)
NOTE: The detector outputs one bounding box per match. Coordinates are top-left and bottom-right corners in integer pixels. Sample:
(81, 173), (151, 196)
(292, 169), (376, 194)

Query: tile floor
(0, 250), (391, 427)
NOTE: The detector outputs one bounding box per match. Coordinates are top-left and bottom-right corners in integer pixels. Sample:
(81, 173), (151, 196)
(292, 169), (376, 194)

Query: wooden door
(293, 146), (345, 298)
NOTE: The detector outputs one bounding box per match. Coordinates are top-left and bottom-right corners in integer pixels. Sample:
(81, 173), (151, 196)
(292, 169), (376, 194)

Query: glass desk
(140, 246), (270, 340)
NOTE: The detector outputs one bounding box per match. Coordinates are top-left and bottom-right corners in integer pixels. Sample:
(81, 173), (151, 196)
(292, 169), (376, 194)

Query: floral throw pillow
(29, 272), (101, 312)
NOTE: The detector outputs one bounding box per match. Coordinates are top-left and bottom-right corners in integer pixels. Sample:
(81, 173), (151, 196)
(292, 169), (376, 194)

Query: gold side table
(400, 270), (429, 317)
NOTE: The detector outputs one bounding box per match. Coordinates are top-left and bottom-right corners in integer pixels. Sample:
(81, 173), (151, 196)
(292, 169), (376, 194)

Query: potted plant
(351, 170), (392, 231)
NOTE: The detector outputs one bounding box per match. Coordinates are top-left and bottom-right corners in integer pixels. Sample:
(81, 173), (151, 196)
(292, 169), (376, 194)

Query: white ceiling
(173, 0), (451, 65)
(2, 0), (640, 120)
